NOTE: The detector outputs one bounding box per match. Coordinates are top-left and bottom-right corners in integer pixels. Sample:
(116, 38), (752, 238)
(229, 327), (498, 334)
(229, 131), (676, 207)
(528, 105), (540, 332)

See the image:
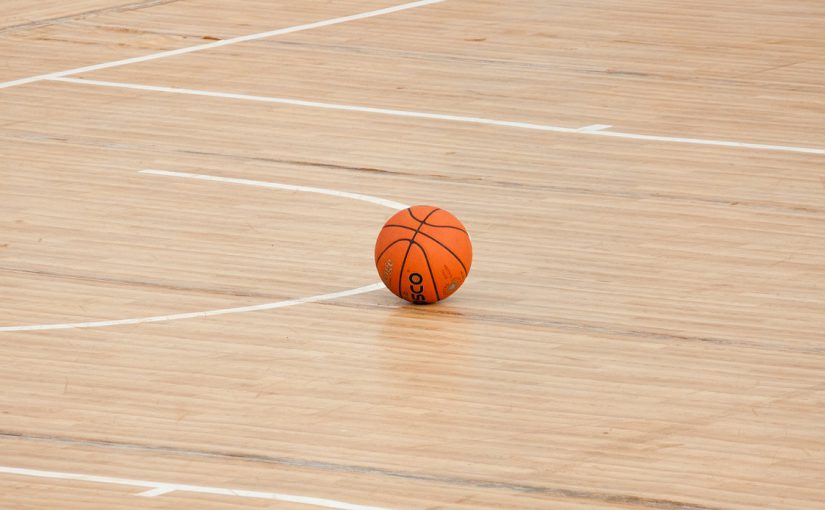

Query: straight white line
(140, 169), (410, 210)
(0, 466), (391, 510)
(0, 283), (386, 332)
(577, 124), (611, 132)
(587, 129), (825, 154)
(136, 486), (176, 497)
(50, 77), (825, 156)
(52, 77), (580, 132)
(0, 0), (444, 90)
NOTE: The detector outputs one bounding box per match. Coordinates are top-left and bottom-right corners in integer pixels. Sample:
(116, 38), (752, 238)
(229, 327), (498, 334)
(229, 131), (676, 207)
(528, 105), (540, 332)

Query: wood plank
(1, 1), (824, 509)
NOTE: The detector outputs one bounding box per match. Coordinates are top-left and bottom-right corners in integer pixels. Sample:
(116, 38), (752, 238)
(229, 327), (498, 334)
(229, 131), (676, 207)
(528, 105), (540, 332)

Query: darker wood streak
(0, 430), (722, 510)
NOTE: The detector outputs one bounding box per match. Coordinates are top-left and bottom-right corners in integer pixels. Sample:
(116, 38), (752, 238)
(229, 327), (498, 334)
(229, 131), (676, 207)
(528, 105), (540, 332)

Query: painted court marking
(0, 466), (390, 510)
(51, 77), (825, 156)
(0, 0), (444, 90)
(0, 171), (408, 332)
(141, 169), (409, 210)
(577, 124), (612, 132)
(0, 283), (386, 332)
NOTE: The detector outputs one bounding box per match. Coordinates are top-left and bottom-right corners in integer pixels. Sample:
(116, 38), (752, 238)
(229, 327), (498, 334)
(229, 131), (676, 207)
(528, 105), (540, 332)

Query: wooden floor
(2, 1), (824, 509)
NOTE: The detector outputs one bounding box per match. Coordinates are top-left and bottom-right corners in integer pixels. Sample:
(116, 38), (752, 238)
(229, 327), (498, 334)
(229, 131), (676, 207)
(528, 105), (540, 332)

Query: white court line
(50, 77), (825, 156)
(136, 486), (176, 497)
(0, 0), (444, 90)
(0, 283), (386, 332)
(0, 466), (391, 510)
(140, 169), (410, 210)
(0, 171), (408, 332)
(51, 77), (577, 133)
(577, 124), (612, 132)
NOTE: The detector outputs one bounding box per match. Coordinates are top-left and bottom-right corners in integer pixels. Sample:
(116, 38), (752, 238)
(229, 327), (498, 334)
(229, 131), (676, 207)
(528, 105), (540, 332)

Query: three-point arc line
(0, 170), (408, 332)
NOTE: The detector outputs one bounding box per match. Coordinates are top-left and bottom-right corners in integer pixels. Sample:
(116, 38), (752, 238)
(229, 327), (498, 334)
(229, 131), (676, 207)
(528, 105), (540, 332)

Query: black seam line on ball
(376, 237), (412, 263)
(407, 208), (468, 234)
(381, 224), (417, 233)
(379, 220), (469, 275)
(381, 225), (470, 281)
(387, 224), (468, 275)
(397, 208), (441, 297)
(419, 229), (468, 275)
(407, 208), (424, 222)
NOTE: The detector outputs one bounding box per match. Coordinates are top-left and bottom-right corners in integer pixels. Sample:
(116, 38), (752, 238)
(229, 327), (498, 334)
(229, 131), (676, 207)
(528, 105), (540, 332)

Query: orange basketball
(374, 205), (472, 304)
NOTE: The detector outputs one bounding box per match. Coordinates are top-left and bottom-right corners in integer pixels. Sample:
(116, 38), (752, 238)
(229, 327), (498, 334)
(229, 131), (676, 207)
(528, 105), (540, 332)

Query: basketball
(374, 205), (472, 304)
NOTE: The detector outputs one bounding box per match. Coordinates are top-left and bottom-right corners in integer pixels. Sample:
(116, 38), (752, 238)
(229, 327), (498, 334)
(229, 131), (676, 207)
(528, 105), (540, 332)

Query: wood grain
(1, 1), (824, 509)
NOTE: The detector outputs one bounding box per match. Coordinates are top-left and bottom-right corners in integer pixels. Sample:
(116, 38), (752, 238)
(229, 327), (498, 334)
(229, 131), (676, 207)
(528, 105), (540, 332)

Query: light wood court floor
(1, 1), (824, 509)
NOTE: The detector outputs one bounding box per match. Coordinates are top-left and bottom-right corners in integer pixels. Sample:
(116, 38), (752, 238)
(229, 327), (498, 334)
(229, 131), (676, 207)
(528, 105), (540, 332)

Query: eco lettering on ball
(409, 273), (426, 303)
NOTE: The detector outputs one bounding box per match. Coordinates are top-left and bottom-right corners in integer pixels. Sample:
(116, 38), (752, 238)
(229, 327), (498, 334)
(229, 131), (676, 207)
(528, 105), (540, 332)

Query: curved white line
(0, 284), (386, 332)
(0, 172), (408, 332)
(141, 169), (410, 210)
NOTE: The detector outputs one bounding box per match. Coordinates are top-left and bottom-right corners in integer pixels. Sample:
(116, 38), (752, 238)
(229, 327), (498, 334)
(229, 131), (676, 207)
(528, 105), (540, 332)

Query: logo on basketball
(409, 272), (426, 303)
(374, 205), (473, 304)
(382, 259), (393, 283)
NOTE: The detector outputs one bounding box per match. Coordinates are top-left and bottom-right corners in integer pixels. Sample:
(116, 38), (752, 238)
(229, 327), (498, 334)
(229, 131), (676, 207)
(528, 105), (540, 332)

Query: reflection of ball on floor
(374, 205), (473, 304)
